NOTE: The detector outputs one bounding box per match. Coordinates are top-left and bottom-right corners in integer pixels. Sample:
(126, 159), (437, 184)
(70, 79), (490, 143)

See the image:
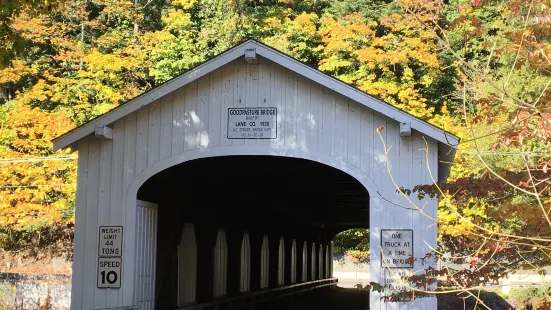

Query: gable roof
(52, 39), (459, 151)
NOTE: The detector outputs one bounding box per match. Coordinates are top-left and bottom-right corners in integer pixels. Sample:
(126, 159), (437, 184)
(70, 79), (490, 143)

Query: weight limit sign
(97, 226), (123, 289)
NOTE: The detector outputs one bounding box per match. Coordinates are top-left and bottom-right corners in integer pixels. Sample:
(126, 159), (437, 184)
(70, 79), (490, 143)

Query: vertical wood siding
(72, 55), (438, 309)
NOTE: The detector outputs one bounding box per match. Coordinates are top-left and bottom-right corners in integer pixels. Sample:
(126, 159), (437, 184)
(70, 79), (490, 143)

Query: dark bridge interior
(137, 156), (370, 309)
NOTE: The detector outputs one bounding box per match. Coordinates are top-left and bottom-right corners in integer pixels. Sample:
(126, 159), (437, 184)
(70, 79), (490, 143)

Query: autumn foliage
(0, 0), (454, 233)
(1, 0), (551, 304)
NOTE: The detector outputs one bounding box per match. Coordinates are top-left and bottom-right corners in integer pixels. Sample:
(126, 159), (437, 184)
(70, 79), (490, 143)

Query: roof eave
(52, 40), (256, 151)
(53, 39), (459, 152)
(252, 43), (459, 146)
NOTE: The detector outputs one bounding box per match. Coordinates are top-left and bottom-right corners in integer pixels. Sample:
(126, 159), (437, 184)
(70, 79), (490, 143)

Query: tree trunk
(134, 0), (139, 36)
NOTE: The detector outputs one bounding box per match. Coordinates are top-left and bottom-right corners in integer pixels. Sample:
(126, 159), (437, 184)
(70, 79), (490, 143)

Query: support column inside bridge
(136, 156), (370, 309)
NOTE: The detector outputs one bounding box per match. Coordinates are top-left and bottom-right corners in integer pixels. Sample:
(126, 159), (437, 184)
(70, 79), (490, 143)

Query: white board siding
(70, 56), (438, 309)
(184, 80), (198, 151)
(98, 138), (113, 308)
(160, 94), (173, 159)
(70, 140), (88, 310)
(259, 57), (272, 147)
(136, 106), (149, 175)
(172, 88), (185, 155)
(221, 62), (234, 147)
(234, 59), (246, 147)
(209, 69), (223, 147)
(147, 102), (161, 166)
(198, 76), (210, 149)
(247, 62), (259, 148)
(84, 139), (100, 309)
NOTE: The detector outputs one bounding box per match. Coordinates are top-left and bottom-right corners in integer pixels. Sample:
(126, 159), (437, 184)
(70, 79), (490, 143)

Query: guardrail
(177, 278), (338, 310)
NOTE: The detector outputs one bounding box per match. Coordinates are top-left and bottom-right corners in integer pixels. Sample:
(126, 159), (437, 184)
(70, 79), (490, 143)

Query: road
(281, 287), (369, 310)
(337, 278), (370, 289)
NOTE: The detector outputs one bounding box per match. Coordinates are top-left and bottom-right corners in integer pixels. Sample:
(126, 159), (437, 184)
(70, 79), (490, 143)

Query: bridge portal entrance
(137, 156), (369, 308)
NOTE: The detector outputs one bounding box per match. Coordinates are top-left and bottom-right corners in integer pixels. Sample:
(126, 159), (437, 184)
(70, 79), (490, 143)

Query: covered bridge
(53, 40), (458, 310)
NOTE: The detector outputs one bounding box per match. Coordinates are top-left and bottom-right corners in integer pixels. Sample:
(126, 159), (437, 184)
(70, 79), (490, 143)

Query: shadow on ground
(269, 286), (519, 310)
(275, 287), (369, 310)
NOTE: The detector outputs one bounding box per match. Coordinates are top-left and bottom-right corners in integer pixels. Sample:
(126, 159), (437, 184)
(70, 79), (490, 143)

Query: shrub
(508, 283), (551, 309)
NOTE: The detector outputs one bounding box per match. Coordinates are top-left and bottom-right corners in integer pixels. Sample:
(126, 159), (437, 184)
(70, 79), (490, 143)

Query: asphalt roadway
(281, 287), (369, 310)
(337, 278), (370, 289)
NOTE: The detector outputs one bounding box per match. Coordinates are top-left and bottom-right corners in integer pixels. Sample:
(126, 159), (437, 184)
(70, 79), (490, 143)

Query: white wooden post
(277, 238), (285, 286)
(240, 233), (251, 292)
(301, 241), (307, 282)
(134, 200), (158, 310)
(213, 229), (228, 297)
(290, 239), (297, 284)
(177, 224), (197, 306)
(260, 235), (269, 289)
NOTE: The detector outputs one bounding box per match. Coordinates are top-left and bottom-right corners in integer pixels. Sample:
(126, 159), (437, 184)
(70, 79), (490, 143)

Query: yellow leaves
(96, 31), (127, 51)
(257, 11), (322, 63)
(9, 14), (51, 44)
(0, 0), (152, 232)
(438, 199), (490, 238)
(0, 59), (34, 84)
(81, 49), (135, 83)
(357, 79), (435, 119)
(143, 30), (176, 46)
(264, 17), (282, 29)
(0, 147), (77, 230)
(317, 11), (442, 120)
(429, 105), (464, 141)
(162, 8), (193, 31)
(94, 0), (134, 20)
(292, 13), (318, 36)
(318, 57), (354, 73)
(319, 14), (374, 54)
(172, 0), (197, 9)
(5, 103), (74, 155)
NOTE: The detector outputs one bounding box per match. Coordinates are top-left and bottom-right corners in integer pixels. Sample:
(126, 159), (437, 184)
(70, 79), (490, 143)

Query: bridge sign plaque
(384, 269), (412, 299)
(381, 229), (413, 268)
(98, 226), (123, 289)
(98, 226), (123, 257)
(228, 107), (277, 139)
(97, 257), (122, 288)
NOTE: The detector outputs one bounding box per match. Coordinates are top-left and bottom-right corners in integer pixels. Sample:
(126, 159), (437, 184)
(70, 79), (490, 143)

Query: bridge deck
(267, 288), (369, 310)
(175, 280), (369, 310)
